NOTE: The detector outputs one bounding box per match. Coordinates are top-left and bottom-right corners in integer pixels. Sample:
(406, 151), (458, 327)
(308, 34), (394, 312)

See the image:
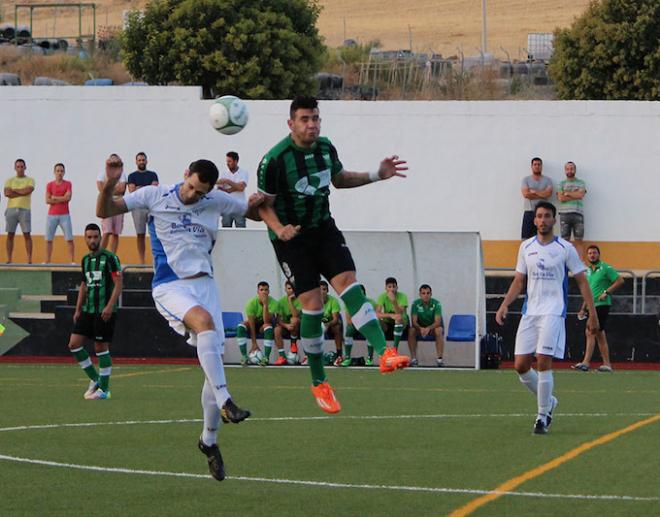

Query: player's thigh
(536, 315), (566, 359)
(71, 312), (95, 342)
(92, 313), (116, 343)
(318, 220), (356, 283)
(272, 236), (320, 296)
(153, 281), (201, 337)
(514, 315), (541, 356)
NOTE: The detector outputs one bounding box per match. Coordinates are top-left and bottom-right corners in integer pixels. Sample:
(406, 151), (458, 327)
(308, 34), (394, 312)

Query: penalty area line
(0, 454), (657, 503)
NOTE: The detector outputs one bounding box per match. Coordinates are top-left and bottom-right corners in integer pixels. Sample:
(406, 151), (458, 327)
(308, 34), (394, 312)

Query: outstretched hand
(377, 155), (408, 181)
(105, 156), (123, 183)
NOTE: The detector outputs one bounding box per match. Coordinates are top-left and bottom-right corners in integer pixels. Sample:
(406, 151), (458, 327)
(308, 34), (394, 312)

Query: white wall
(2, 87), (658, 241)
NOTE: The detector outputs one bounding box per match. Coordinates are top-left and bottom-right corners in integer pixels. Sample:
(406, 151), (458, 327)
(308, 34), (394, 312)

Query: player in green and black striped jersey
(257, 96), (411, 414)
(67, 223), (122, 400)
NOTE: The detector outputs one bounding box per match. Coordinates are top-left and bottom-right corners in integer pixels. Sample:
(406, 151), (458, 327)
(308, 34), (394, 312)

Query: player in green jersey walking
(67, 223), (122, 400)
(257, 96), (410, 414)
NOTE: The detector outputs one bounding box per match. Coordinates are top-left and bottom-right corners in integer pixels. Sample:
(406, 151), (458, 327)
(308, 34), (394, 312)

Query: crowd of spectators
(1, 151), (244, 264)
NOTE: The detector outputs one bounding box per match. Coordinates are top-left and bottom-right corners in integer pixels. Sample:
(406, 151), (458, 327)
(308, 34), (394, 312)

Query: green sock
(237, 324), (248, 358)
(263, 326), (274, 362)
(278, 348), (286, 358)
(344, 324), (354, 358)
(97, 350), (112, 393)
(393, 324), (404, 350)
(301, 310), (326, 386)
(71, 346), (98, 383)
(340, 284), (387, 355)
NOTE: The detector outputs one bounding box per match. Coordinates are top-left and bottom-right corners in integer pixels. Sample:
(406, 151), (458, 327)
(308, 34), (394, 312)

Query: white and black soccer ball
(248, 349), (264, 365)
(209, 95), (249, 135)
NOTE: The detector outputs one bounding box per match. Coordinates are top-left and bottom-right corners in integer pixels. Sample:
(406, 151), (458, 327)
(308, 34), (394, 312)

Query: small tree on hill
(549, 0), (659, 100)
(121, 0), (325, 98)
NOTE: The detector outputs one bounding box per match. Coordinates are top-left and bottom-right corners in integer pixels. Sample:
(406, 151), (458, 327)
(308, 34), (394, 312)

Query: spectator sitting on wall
(274, 280), (301, 365)
(572, 245), (624, 373)
(408, 284), (445, 367)
(127, 152), (159, 264)
(216, 151), (249, 228)
(4, 158), (35, 263)
(521, 157), (553, 239)
(235, 281), (279, 366)
(320, 280), (343, 366)
(376, 277), (409, 351)
(96, 154), (127, 254)
(557, 161), (586, 258)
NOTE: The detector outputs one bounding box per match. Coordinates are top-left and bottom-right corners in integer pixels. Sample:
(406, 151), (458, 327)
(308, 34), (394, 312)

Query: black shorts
(521, 210), (535, 239)
(72, 312), (117, 342)
(271, 219), (356, 296)
(596, 305), (610, 331)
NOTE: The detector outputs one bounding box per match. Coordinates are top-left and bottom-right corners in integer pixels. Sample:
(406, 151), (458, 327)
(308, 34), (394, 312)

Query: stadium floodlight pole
(481, 0), (488, 54)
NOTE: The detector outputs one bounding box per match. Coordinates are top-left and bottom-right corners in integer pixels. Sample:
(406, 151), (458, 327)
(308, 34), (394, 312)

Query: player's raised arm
(332, 155), (408, 189)
(96, 155), (129, 218)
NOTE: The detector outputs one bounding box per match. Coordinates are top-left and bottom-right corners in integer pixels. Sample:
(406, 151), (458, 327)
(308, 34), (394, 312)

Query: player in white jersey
(496, 201), (598, 435)
(97, 154), (263, 480)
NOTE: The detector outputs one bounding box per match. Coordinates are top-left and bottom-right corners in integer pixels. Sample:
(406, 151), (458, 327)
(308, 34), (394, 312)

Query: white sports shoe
(85, 388), (111, 400)
(83, 380), (98, 399)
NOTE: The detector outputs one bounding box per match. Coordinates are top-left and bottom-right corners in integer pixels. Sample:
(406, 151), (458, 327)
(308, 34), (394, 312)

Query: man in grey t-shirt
(520, 157), (553, 239)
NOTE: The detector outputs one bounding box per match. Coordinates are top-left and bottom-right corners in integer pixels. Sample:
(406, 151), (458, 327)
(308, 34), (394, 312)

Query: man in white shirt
(216, 151), (249, 228)
(97, 154), (264, 481)
(496, 201), (598, 435)
(96, 158), (127, 254)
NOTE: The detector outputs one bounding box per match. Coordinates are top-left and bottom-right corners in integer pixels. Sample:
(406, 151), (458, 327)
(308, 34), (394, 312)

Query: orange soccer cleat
(274, 355), (287, 366)
(379, 347), (410, 374)
(310, 381), (341, 414)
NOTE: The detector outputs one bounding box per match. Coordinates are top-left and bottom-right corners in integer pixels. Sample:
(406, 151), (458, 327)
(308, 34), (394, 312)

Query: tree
(121, 0), (325, 99)
(549, 0), (660, 100)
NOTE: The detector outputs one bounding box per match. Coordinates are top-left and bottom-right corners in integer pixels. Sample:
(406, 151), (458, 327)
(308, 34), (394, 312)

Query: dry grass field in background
(2, 0), (590, 59)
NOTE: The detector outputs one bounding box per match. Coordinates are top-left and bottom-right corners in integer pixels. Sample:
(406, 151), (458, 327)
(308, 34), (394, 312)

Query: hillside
(3, 0), (591, 59)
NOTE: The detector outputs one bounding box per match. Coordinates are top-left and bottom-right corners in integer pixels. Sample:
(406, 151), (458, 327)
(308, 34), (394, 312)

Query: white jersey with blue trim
(516, 236), (586, 317)
(124, 184), (247, 287)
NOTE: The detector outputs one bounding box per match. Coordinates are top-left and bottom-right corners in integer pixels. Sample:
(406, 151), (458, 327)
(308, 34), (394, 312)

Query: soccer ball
(209, 95), (249, 135)
(248, 349), (264, 365)
(286, 351), (298, 365)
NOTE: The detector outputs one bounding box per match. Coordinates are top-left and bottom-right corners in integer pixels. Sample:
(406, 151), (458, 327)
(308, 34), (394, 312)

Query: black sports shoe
(221, 398), (251, 424)
(197, 439), (225, 481)
(533, 417), (548, 435)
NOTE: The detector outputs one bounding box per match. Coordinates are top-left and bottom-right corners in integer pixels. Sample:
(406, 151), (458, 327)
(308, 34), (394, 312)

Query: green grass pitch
(0, 364), (658, 516)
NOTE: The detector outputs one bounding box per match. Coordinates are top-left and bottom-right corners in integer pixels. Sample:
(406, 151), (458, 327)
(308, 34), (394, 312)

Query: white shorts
(514, 314), (566, 359)
(152, 275), (225, 350)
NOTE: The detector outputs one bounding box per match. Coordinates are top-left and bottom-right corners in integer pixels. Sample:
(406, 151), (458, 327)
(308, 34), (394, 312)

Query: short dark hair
(587, 244), (600, 254)
(385, 277), (397, 286)
(534, 201), (556, 217)
(284, 280), (293, 288)
(257, 281), (269, 289)
(226, 151), (239, 161)
(84, 223), (101, 234)
(136, 152), (147, 160)
(319, 280), (329, 288)
(15, 158), (25, 166)
(531, 157), (543, 165)
(54, 163), (65, 171)
(419, 284), (432, 292)
(189, 159), (219, 188)
(566, 161), (576, 170)
(290, 96), (318, 119)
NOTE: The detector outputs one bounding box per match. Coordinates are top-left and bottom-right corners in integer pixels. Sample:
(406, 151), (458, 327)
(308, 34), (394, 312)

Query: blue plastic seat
(222, 311), (243, 338)
(446, 314), (476, 342)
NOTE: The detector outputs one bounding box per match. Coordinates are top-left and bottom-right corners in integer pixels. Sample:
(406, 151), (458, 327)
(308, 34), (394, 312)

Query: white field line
(0, 453), (657, 503)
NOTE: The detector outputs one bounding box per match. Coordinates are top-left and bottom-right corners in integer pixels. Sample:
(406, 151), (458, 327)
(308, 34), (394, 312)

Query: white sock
(518, 368), (538, 396)
(201, 378), (221, 446)
(196, 330), (231, 409)
(537, 370), (554, 420)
